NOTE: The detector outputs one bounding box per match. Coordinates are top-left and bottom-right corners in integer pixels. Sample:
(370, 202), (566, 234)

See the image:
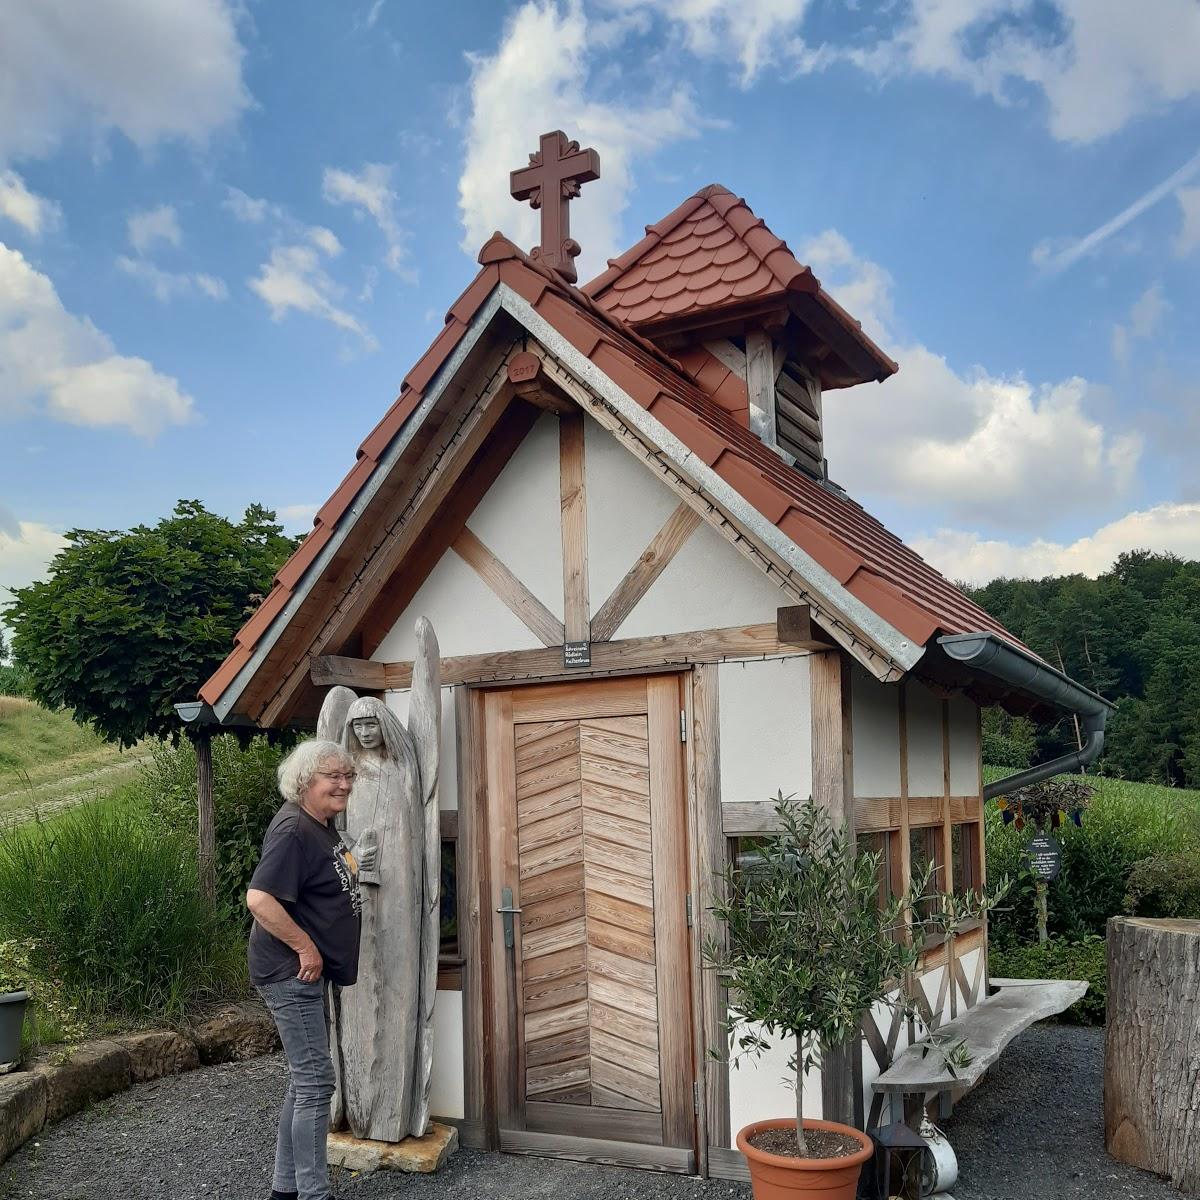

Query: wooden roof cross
(510, 129), (600, 284)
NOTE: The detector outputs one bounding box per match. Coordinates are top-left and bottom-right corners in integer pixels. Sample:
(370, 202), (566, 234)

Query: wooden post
(196, 728), (216, 904)
(810, 650), (862, 1127)
(1106, 917), (1200, 1190)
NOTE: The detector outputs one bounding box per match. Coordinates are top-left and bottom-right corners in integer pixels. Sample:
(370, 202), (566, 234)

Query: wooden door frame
(468, 671), (700, 1173)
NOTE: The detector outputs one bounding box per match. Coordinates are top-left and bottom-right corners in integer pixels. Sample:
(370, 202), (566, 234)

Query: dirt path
(0, 754), (151, 829)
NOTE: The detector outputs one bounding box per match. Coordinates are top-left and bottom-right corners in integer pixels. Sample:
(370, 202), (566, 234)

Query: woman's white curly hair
(277, 738), (355, 804)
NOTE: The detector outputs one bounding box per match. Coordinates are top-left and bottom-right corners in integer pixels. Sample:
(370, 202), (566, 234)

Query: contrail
(1035, 146), (1200, 274)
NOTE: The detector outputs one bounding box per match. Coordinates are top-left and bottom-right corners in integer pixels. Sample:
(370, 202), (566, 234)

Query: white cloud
(223, 187), (277, 224)
(1112, 283), (1168, 366)
(459, 0), (707, 281)
(0, 242), (194, 438)
(1175, 186), (1200, 258)
(0, 518), (67, 600)
(127, 205), (181, 254)
(322, 163), (411, 278)
(307, 226), (343, 257)
(0, 0), (248, 162)
(277, 503), (319, 531)
(0, 171), (61, 237)
(803, 230), (1142, 530)
(911, 504), (1200, 586)
(607, 0), (815, 86)
(116, 256), (227, 303)
(249, 243), (376, 349)
(860, 0), (1200, 145)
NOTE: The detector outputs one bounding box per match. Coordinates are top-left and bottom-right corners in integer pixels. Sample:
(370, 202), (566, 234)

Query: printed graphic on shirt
(332, 840), (362, 917)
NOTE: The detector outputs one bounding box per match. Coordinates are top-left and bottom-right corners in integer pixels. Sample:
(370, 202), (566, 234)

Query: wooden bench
(872, 978), (1088, 1118)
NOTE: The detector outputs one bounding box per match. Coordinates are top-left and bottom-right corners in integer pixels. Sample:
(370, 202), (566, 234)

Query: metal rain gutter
(937, 632), (1116, 801)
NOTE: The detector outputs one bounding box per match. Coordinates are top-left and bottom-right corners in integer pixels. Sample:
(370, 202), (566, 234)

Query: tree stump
(1105, 917), (1200, 1191)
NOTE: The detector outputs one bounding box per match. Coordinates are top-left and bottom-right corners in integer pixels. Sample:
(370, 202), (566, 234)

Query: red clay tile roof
(585, 184), (897, 385)
(200, 221), (1020, 713)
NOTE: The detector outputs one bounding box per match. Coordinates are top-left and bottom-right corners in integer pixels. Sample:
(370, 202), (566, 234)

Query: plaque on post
(563, 641), (591, 668)
(1026, 833), (1062, 881)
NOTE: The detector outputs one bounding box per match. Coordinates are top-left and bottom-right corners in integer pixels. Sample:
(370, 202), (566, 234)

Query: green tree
(4, 501), (297, 746)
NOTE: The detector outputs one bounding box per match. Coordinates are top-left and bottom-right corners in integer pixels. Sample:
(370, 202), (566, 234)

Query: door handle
(496, 886), (522, 949)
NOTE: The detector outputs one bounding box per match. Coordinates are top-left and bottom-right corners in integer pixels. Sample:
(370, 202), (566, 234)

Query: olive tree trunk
(1105, 917), (1200, 1191)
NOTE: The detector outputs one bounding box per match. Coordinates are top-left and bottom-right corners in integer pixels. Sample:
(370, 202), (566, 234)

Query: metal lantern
(861, 1121), (934, 1199)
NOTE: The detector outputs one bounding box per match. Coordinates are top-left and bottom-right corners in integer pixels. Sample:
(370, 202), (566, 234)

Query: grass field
(0, 696), (148, 822)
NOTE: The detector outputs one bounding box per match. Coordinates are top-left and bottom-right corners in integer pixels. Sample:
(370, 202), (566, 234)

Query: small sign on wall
(563, 641), (591, 668)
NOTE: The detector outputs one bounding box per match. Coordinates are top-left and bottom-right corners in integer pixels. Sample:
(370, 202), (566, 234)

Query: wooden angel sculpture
(320, 617), (441, 1142)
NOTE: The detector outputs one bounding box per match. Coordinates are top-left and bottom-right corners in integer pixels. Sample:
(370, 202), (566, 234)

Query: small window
(909, 825), (944, 918)
(439, 839), (458, 959)
(857, 830), (895, 911)
(951, 823), (980, 894)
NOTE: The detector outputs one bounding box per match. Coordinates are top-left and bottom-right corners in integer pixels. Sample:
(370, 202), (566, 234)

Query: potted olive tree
(706, 793), (934, 1199)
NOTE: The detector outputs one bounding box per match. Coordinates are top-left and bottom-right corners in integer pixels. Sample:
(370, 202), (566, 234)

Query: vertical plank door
(483, 675), (696, 1170)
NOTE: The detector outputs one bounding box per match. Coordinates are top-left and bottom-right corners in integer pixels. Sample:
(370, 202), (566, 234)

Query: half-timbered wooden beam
(312, 621), (808, 691)
(559, 410), (589, 643)
(590, 502), (701, 642)
(776, 604), (836, 649)
(744, 329), (777, 445)
(452, 526), (565, 648)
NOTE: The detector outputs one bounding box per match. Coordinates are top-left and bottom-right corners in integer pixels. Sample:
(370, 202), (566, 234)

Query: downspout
(937, 633), (1115, 801)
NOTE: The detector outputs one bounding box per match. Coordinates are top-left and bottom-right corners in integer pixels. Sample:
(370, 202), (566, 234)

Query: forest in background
(967, 551), (1200, 788)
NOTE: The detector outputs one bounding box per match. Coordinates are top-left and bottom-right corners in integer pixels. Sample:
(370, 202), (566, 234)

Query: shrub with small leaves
(138, 734), (289, 909)
(988, 935), (1107, 1024)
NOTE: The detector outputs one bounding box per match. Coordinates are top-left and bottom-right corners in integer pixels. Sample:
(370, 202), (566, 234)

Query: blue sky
(2, 0), (1199, 613)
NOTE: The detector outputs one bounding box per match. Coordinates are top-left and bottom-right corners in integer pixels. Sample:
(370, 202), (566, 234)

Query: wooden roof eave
(210, 286), (514, 725)
(491, 282), (925, 684)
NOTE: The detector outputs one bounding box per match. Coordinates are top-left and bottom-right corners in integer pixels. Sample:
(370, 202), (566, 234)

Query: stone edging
(0, 999), (280, 1164)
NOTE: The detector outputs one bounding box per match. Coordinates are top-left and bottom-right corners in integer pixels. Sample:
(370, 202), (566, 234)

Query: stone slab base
(327, 1122), (459, 1174)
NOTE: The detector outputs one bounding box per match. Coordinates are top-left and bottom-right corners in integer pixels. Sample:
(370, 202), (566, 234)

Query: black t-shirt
(248, 802), (362, 987)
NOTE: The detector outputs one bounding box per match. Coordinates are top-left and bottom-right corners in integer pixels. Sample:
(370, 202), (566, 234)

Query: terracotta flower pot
(736, 1117), (874, 1200)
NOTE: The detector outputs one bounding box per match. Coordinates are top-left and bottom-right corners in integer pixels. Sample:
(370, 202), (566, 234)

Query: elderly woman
(247, 738), (371, 1200)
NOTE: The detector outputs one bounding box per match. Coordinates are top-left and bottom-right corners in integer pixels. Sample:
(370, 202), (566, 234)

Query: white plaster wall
(953, 947), (983, 1016)
(429, 989), (465, 1120)
(385, 685), (459, 810)
(619, 518), (790, 640)
(718, 657), (812, 804)
(948, 696), (981, 796)
(850, 664), (901, 798)
(372, 549), (543, 662)
(465, 411), (564, 621)
(906, 682), (944, 797)
(728, 1023), (823, 1131)
(860, 989), (914, 1123)
(583, 411), (790, 639)
(584, 417), (680, 611)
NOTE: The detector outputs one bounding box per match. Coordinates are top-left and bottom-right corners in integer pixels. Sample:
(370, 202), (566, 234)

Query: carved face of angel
(351, 716), (383, 750)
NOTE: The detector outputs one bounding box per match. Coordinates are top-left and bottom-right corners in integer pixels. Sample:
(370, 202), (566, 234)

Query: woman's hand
(297, 939), (324, 982)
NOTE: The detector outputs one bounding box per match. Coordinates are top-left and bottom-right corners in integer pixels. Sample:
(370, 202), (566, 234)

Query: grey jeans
(257, 976), (334, 1200)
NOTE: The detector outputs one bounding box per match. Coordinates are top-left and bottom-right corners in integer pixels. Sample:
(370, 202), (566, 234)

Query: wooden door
(483, 675), (696, 1171)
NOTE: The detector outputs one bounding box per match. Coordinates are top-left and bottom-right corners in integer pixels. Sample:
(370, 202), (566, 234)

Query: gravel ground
(0, 1023), (1175, 1200)
(943, 1024), (1175, 1199)
(0, 1054), (748, 1200)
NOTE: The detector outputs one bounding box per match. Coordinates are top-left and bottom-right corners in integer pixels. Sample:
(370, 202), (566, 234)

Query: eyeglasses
(316, 771), (357, 784)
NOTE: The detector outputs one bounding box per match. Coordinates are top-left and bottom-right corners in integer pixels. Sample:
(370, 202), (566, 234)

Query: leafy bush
(1124, 849), (1200, 918)
(986, 773), (1199, 943)
(0, 805), (245, 1020)
(988, 936), (1107, 1025)
(0, 663), (35, 699)
(138, 734), (288, 907)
